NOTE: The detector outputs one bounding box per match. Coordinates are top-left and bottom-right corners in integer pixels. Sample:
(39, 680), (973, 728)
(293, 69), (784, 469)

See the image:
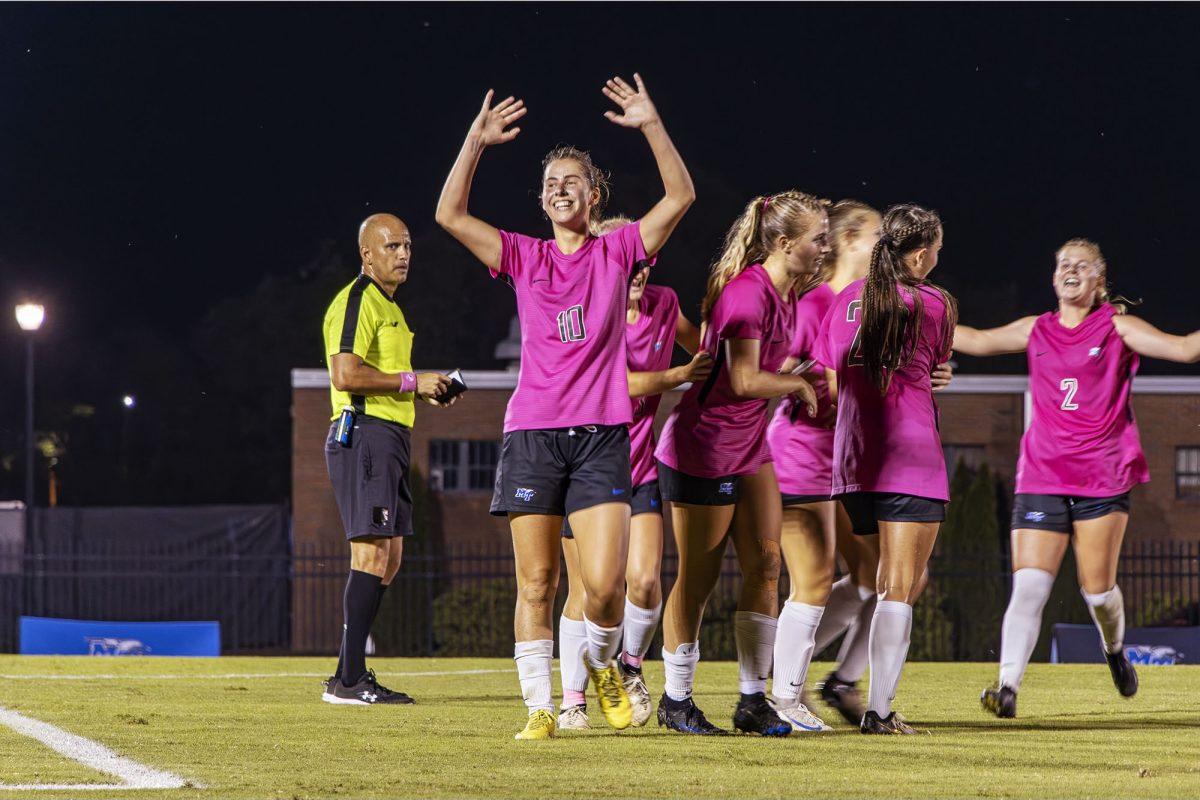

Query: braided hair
(860, 204), (958, 394)
(703, 190), (828, 321)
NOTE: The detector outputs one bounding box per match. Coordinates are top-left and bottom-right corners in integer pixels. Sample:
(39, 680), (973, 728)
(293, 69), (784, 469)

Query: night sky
(2, 3), (1199, 502)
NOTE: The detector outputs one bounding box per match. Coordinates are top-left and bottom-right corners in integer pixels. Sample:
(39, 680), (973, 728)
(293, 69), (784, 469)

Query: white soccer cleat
(617, 659), (653, 727)
(773, 699), (832, 732)
(557, 704), (591, 730)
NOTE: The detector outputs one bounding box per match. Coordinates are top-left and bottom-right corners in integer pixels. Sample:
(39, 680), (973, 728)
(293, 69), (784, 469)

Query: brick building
(292, 370), (1200, 551)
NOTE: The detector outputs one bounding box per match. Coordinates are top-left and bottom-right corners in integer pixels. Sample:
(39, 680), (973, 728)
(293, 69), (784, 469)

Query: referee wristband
(399, 372), (417, 393)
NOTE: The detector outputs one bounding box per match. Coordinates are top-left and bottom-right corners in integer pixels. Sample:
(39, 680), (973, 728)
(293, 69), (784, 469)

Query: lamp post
(15, 303), (45, 537)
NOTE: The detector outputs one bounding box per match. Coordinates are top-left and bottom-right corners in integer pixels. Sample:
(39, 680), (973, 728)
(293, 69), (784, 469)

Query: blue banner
(1050, 623), (1198, 666)
(19, 616), (220, 656)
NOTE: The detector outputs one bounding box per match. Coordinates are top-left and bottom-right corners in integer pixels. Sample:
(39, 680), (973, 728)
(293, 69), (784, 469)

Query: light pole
(15, 303), (45, 538)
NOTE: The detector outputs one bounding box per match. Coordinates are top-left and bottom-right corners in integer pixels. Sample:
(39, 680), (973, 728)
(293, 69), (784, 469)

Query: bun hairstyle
(860, 203), (958, 394)
(541, 145), (610, 227)
(702, 190), (828, 321)
(1056, 237), (1138, 314)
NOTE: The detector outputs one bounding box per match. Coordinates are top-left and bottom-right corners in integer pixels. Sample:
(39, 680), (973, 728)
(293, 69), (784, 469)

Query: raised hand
(602, 73), (660, 130)
(469, 90), (526, 146)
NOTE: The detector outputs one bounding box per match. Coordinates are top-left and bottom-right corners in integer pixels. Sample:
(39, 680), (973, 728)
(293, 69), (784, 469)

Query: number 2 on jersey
(557, 305), (586, 343)
(846, 299), (864, 367)
(1059, 377), (1079, 411)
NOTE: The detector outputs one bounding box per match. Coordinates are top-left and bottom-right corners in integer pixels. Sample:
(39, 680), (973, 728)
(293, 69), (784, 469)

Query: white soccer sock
(558, 615), (589, 703)
(835, 595), (876, 683)
(998, 568), (1055, 690)
(771, 601), (825, 703)
(1082, 584), (1126, 655)
(514, 639), (554, 714)
(584, 616), (622, 669)
(621, 598), (662, 662)
(866, 600), (913, 717)
(735, 610), (778, 696)
(663, 642), (700, 701)
(813, 576), (872, 654)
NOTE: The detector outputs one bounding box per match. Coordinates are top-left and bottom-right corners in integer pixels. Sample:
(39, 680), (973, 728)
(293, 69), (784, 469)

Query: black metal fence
(4, 539), (1199, 659)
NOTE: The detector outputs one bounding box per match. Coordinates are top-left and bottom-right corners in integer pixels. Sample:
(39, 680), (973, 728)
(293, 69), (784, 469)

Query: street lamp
(15, 303), (44, 537)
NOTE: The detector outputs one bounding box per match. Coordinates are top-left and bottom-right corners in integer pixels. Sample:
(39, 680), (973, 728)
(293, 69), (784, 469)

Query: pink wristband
(399, 372), (417, 393)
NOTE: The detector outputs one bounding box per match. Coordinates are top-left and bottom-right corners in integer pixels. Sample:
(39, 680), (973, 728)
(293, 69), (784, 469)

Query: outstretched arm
(435, 90), (527, 271)
(602, 73), (695, 256)
(628, 351), (712, 398)
(674, 310), (702, 355)
(953, 317), (1037, 356)
(1113, 315), (1200, 363)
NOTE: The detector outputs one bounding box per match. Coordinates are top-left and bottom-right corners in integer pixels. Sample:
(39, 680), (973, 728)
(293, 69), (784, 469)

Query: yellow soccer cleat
(514, 709), (557, 740)
(586, 659), (633, 730)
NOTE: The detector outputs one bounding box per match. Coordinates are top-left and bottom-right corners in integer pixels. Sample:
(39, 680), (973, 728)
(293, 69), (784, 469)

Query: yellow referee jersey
(322, 274), (416, 427)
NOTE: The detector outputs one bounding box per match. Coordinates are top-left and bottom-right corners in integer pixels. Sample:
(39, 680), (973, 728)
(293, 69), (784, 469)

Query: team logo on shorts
(515, 488), (537, 502)
(1089, 346), (1102, 357)
(718, 482), (734, 495)
(1024, 511), (1046, 521)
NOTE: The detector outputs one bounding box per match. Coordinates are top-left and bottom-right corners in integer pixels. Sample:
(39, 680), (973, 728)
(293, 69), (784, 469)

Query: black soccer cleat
(323, 670), (414, 705)
(859, 710), (917, 735)
(981, 684), (1017, 718)
(1105, 650), (1138, 697)
(818, 671), (866, 726)
(656, 693), (728, 735)
(732, 692), (791, 737)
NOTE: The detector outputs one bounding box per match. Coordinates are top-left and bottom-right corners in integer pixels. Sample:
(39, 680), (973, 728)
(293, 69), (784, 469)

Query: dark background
(2, 3), (1198, 505)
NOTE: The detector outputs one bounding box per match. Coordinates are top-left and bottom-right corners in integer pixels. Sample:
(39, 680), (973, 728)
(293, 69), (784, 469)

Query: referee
(320, 213), (452, 705)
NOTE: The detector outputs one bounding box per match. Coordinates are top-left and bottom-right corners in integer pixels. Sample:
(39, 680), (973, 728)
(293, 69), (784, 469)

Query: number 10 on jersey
(557, 305), (586, 343)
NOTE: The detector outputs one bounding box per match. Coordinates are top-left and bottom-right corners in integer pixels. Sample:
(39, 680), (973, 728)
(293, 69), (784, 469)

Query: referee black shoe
(859, 710), (917, 735)
(1105, 650), (1138, 697)
(320, 675), (338, 702)
(981, 684), (1017, 718)
(732, 692), (791, 737)
(656, 693), (727, 735)
(322, 671), (414, 705)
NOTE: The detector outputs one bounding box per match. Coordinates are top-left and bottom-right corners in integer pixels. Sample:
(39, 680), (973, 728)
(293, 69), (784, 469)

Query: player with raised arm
(815, 204), (956, 735)
(955, 238), (1200, 718)
(558, 217), (711, 730)
(435, 75), (695, 740)
(654, 192), (823, 737)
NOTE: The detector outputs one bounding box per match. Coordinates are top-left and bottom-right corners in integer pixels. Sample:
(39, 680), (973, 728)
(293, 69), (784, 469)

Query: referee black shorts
(325, 416), (414, 539)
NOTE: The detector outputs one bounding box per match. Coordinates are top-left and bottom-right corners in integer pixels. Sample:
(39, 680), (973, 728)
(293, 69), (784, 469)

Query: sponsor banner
(18, 616), (220, 656)
(1050, 623), (1198, 665)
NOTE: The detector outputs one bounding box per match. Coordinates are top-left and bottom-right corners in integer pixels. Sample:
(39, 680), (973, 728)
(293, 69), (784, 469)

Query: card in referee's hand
(441, 369), (468, 402)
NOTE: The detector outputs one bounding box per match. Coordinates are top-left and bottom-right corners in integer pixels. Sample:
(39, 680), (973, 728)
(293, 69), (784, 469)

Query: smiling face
(541, 158), (598, 232)
(628, 263), (652, 302)
(1053, 243), (1105, 306)
(781, 210), (831, 277)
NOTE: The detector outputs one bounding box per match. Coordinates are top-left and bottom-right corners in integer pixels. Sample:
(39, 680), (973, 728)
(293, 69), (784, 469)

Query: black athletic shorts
(782, 493), (832, 507)
(490, 425), (632, 517)
(562, 480), (662, 539)
(1011, 492), (1131, 533)
(324, 416), (413, 539)
(658, 461), (740, 506)
(839, 491), (946, 536)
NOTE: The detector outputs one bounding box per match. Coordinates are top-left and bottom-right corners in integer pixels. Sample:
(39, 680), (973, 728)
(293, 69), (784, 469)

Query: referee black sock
(340, 569), (383, 687)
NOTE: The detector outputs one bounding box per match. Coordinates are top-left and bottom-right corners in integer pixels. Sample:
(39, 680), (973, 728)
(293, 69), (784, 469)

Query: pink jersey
(626, 284), (680, 488)
(1016, 303), (1149, 496)
(814, 279), (953, 500)
(495, 222), (647, 432)
(656, 264), (796, 478)
(767, 282), (837, 497)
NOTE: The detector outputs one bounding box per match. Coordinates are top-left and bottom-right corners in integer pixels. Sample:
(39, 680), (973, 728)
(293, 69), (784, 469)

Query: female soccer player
(435, 75), (695, 740)
(654, 191), (823, 737)
(954, 238), (1200, 718)
(815, 203), (956, 735)
(559, 217), (711, 730)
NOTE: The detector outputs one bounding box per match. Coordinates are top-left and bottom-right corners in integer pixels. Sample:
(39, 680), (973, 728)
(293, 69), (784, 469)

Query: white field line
(0, 667), (534, 681)
(0, 705), (191, 791)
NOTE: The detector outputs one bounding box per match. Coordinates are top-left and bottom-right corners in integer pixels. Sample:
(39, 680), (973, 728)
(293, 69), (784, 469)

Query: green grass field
(0, 656), (1197, 799)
